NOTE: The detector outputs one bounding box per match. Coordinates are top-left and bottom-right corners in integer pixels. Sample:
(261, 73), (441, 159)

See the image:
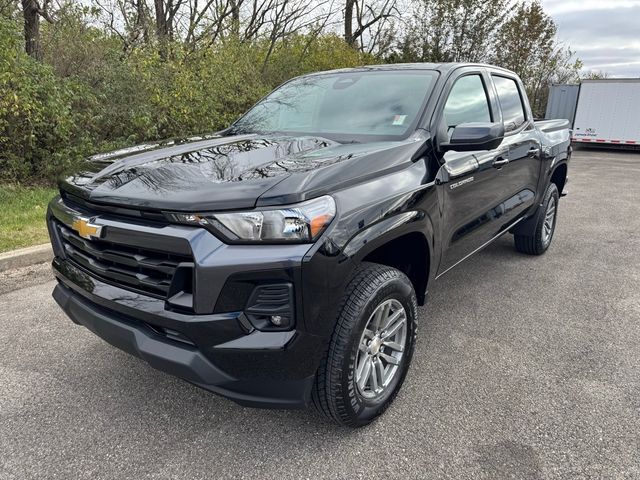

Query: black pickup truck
(47, 63), (571, 426)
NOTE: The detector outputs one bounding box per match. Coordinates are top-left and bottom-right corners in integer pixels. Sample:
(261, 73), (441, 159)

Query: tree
(153, 0), (186, 57)
(94, 0), (151, 52)
(582, 70), (609, 80)
(387, 0), (510, 63)
(492, 0), (581, 116)
(20, 0), (53, 60)
(384, 0), (582, 116)
(344, 0), (397, 51)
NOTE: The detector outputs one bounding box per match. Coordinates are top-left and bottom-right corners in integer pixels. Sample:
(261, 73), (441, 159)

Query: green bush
(0, 18), (82, 182)
(0, 13), (370, 185)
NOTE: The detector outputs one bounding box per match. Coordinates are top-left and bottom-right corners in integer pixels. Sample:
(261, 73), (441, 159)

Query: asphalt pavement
(1, 148), (639, 479)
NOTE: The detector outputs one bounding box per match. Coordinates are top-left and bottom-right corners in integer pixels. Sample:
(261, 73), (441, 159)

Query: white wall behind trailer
(572, 79), (640, 146)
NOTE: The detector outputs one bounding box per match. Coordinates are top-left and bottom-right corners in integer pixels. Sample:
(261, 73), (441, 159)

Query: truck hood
(60, 133), (425, 211)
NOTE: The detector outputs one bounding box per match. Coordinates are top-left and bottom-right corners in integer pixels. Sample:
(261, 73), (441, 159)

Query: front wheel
(312, 263), (417, 427)
(514, 182), (559, 255)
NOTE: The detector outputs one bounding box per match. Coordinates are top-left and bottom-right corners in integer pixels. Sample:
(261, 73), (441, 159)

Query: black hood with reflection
(60, 133), (424, 211)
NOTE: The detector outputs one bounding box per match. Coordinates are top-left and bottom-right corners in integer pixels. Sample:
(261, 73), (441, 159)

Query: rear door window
(492, 75), (526, 132)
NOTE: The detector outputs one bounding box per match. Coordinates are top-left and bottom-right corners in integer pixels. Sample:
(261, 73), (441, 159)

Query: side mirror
(440, 122), (505, 152)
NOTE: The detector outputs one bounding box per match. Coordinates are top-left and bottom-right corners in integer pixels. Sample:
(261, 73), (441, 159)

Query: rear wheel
(312, 264), (417, 427)
(514, 182), (559, 255)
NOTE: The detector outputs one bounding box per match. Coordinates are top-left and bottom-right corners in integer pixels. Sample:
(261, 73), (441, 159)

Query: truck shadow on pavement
(59, 233), (539, 434)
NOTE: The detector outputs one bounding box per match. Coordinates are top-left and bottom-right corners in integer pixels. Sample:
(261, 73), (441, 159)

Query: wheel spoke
(382, 340), (404, 352)
(363, 329), (375, 339)
(545, 204), (555, 222)
(371, 308), (384, 332)
(370, 358), (380, 392)
(379, 351), (400, 365)
(374, 302), (390, 331)
(375, 358), (385, 387)
(381, 309), (403, 331)
(357, 356), (372, 390)
(381, 315), (406, 339)
(356, 353), (368, 377)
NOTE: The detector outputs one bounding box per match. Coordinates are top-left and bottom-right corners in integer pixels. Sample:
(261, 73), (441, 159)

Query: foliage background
(1, 0), (582, 185)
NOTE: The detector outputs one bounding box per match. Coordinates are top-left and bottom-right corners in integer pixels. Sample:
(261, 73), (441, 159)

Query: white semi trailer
(571, 79), (640, 147)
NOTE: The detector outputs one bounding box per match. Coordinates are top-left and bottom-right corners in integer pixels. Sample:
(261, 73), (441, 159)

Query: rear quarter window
(492, 75), (526, 132)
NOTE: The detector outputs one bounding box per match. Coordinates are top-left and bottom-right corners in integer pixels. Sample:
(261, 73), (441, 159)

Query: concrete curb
(0, 244), (52, 273)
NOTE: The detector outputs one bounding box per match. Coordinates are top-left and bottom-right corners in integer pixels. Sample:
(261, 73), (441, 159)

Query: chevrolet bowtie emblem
(71, 217), (103, 240)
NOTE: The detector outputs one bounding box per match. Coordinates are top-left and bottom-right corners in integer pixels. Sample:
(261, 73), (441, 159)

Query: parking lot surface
(1, 149), (639, 479)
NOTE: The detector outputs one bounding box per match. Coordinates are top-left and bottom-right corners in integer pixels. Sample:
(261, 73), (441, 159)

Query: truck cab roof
(304, 62), (519, 77)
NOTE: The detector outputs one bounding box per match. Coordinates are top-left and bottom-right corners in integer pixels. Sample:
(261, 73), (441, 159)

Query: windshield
(231, 70), (438, 140)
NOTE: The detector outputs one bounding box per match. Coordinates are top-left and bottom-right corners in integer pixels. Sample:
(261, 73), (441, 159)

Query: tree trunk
(344, 0), (355, 46)
(135, 0), (149, 44)
(230, 0), (240, 37)
(154, 0), (169, 58)
(21, 0), (42, 61)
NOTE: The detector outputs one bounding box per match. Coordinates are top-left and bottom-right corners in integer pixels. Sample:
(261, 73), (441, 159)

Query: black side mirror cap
(440, 122), (505, 152)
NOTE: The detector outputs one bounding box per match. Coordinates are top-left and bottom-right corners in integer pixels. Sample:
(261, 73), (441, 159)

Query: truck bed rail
(534, 119), (571, 134)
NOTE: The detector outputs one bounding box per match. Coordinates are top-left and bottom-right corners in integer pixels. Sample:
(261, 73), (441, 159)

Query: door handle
(527, 147), (540, 158)
(492, 156), (509, 169)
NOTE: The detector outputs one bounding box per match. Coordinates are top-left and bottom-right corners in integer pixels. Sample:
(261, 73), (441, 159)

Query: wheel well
(551, 164), (567, 194)
(362, 232), (429, 305)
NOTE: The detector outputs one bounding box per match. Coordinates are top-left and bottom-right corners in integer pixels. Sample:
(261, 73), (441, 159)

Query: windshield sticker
(392, 115), (407, 126)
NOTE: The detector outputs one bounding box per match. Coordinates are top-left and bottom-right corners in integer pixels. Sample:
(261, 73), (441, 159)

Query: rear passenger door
(435, 70), (506, 274)
(483, 73), (541, 225)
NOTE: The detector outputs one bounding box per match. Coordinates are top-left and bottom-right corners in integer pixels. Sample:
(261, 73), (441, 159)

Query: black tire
(312, 263), (418, 427)
(514, 182), (559, 255)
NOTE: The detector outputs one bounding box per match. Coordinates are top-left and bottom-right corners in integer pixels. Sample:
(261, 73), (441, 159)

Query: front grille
(54, 220), (193, 298)
(61, 191), (168, 223)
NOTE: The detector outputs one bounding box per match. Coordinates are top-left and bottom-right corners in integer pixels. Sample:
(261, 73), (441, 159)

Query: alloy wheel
(355, 299), (408, 400)
(542, 196), (556, 246)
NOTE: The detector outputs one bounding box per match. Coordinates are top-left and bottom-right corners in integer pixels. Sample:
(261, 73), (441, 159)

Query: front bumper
(53, 279), (233, 387)
(52, 258), (321, 408)
(47, 196), (328, 409)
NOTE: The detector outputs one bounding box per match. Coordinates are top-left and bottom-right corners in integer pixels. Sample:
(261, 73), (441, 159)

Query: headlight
(166, 195), (336, 243)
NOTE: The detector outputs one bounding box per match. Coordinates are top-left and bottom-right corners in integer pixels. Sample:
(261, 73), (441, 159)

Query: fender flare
(341, 211), (436, 301)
